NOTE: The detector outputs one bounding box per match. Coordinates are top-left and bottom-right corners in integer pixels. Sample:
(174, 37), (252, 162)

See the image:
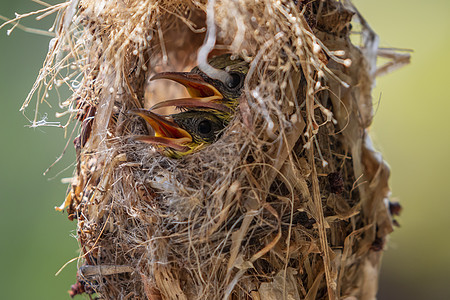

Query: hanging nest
(17, 0), (408, 299)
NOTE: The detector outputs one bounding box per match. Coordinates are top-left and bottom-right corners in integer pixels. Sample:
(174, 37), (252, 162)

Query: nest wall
(24, 0), (402, 299)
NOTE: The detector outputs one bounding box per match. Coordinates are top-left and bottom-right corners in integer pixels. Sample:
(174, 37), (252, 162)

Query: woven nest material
(16, 0), (408, 299)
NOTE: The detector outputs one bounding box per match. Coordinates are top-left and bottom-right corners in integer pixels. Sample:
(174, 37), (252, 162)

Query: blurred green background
(0, 1), (78, 300)
(0, 0), (449, 299)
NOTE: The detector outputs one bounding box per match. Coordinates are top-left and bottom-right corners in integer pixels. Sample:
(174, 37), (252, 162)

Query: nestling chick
(130, 109), (227, 158)
(150, 53), (249, 116)
(131, 54), (249, 157)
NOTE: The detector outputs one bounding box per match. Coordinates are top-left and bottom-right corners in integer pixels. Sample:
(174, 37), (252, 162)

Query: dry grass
(3, 0), (408, 299)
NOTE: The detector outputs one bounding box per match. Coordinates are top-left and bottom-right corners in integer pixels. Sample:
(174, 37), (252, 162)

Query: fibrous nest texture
(23, 0), (406, 299)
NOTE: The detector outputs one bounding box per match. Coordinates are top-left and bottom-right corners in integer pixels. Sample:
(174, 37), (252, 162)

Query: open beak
(149, 72), (231, 113)
(129, 109), (192, 152)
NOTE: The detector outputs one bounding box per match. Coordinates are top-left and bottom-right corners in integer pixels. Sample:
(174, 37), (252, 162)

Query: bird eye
(225, 72), (242, 90)
(198, 120), (212, 135)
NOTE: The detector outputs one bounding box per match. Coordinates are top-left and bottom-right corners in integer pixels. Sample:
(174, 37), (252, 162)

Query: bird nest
(15, 0), (407, 299)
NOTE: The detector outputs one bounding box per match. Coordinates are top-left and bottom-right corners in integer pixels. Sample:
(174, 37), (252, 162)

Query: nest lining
(9, 0), (408, 299)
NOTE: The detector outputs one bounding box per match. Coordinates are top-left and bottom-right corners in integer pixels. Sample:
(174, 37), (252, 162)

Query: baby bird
(150, 53), (249, 117)
(131, 54), (248, 157)
(130, 108), (227, 158)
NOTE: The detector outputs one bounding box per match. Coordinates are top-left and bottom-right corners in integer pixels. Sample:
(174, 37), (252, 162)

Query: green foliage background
(0, 0), (448, 299)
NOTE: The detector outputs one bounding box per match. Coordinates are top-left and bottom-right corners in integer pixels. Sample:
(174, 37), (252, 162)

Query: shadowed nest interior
(11, 0), (408, 299)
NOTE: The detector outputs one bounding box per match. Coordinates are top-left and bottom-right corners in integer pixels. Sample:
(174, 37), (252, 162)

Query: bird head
(130, 54), (248, 158)
(130, 108), (227, 158)
(150, 54), (249, 114)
